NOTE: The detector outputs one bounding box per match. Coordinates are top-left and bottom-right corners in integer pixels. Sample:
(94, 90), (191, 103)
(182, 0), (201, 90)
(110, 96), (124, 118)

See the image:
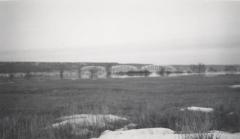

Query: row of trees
(3, 64), (239, 80)
(190, 63), (206, 74)
(116, 70), (151, 76)
(115, 64), (239, 77)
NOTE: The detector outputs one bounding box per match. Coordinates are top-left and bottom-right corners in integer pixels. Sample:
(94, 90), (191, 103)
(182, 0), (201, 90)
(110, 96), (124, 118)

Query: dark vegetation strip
(0, 75), (240, 139)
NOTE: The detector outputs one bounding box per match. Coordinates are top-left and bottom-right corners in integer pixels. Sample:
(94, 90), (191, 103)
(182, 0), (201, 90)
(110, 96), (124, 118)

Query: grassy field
(0, 75), (240, 139)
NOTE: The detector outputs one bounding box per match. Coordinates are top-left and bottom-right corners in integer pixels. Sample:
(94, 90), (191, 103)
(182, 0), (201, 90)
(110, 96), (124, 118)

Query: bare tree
(224, 65), (237, 74)
(208, 67), (217, 72)
(24, 71), (32, 80)
(89, 67), (98, 80)
(158, 67), (166, 76)
(8, 73), (14, 80)
(59, 64), (65, 79)
(78, 65), (82, 79)
(190, 63), (206, 74)
(105, 64), (112, 78)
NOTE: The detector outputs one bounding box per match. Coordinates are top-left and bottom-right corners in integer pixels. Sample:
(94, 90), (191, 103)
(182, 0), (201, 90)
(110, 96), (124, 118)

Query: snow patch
(52, 114), (127, 128)
(229, 85), (240, 88)
(180, 106), (214, 113)
(92, 128), (175, 139)
(210, 130), (240, 139)
(149, 73), (159, 77)
(92, 128), (240, 139)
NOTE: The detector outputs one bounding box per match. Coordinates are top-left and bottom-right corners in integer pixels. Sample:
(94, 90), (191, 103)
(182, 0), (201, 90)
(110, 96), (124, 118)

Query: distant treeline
(0, 62), (239, 74)
(116, 70), (151, 76)
(0, 62), (118, 73)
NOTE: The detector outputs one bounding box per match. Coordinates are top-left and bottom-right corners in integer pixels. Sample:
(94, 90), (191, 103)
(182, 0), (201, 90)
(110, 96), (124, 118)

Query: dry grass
(0, 75), (240, 139)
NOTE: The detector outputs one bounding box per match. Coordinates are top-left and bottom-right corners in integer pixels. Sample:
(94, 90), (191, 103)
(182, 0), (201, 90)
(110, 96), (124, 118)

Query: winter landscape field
(0, 75), (240, 139)
(2, 0), (240, 138)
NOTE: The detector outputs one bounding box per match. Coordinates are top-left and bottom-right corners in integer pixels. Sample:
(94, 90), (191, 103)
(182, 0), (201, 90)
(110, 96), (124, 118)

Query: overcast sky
(0, 0), (240, 64)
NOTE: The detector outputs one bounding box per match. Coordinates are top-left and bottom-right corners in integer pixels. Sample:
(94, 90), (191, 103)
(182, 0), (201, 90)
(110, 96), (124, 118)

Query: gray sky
(0, 0), (240, 64)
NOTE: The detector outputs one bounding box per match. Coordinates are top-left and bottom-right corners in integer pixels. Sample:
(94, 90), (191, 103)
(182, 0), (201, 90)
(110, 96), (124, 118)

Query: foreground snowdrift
(52, 114), (127, 128)
(51, 114), (128, 135)
(91, 128), (175, 139)
(51, 114), (240, 139)
(92, 128), (240, 139)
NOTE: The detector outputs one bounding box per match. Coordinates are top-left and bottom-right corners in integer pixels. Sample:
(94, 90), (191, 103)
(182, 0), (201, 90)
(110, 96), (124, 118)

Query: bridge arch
(81, 66), (106, 79)
(141, 65), (163, 73)
(111, 65), (138, 74)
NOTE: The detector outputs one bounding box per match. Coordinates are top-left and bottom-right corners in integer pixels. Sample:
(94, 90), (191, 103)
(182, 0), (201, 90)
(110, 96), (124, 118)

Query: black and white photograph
(0, 0), (240, 139)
